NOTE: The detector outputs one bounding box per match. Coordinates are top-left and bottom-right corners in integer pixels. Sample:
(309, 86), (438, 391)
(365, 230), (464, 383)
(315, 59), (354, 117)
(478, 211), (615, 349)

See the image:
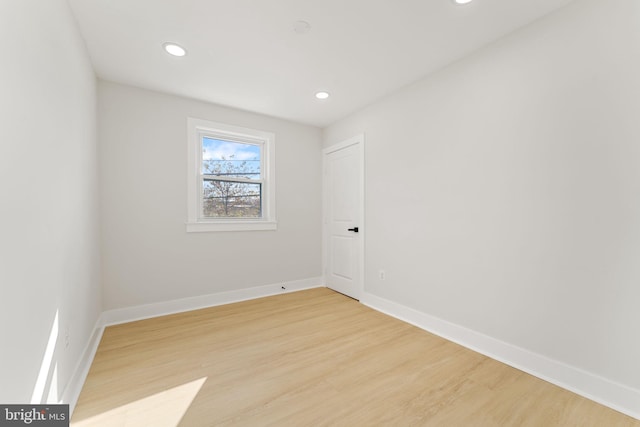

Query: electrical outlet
(379, 270), (386, 281)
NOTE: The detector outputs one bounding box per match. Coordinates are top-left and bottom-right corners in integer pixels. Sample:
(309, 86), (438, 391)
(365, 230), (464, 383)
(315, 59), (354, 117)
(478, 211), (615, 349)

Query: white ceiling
(67, 0), (575, 128)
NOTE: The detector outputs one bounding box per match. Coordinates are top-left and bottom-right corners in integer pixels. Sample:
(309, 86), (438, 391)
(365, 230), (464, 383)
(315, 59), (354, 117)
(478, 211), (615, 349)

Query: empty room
(1, 0), (640, 425)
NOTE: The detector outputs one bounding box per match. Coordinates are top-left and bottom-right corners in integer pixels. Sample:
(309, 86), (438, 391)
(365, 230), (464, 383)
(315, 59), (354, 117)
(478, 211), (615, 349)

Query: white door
(324, 135), (363, 300)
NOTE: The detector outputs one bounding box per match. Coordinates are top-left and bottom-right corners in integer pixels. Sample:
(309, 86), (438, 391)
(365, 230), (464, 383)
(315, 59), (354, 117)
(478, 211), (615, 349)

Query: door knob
(348, 227), (359, 233)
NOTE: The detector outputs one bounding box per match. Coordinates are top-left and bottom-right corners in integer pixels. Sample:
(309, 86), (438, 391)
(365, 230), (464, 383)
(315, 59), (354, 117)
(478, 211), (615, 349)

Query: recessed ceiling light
(163, 42), (187, 57)
(293, 20), (311, 34)
(315, 91), (330, 100)
(453, 0), (473, 4)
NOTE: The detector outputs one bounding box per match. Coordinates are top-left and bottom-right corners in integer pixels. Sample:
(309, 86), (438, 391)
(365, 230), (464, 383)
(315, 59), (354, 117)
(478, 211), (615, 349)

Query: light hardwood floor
(72, 288), (640, 426)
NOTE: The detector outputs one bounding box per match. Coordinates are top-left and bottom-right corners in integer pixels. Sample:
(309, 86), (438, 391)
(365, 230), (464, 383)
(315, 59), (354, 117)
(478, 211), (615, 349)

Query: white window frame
(187, 117), (276, 232)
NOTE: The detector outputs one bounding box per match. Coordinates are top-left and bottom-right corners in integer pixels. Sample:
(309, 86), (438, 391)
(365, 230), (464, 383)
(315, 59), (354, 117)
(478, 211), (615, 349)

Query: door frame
(322, 134), (365, 300)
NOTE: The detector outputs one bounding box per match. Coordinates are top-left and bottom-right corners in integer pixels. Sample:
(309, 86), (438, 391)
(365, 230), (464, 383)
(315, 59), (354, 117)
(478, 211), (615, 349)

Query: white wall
(98, 81), (322, 310)
(325, 0), (640, 396)
(0, 0), (101, 404)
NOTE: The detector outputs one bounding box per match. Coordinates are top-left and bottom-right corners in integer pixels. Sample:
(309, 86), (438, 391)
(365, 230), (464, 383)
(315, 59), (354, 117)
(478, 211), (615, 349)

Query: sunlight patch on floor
(71, 377), (207, 427)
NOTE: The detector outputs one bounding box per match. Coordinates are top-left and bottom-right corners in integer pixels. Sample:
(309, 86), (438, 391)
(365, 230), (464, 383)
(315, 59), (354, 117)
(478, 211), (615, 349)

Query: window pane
(202, 137), (261, 180)
(202, 180), (261, 218)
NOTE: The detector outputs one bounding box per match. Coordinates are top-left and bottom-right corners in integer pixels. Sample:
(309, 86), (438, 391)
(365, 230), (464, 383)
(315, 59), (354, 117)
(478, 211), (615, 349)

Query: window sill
(186, 220), (277, 233)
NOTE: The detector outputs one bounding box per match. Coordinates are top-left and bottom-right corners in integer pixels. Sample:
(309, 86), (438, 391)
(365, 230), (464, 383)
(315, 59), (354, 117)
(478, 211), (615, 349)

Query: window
(187, 118), (276, 232)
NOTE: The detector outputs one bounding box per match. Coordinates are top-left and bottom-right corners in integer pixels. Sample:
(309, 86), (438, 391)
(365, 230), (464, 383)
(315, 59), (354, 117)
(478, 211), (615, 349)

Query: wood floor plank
(72, 288), (640, 426)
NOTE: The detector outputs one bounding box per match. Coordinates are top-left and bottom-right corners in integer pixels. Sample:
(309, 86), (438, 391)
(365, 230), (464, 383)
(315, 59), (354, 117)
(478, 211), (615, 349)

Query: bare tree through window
(202, 138), (262, 218)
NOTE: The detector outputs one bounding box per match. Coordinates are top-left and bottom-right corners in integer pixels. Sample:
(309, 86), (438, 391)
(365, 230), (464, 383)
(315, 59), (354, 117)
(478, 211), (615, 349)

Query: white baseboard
(361, 291), (640, 421)
(62, 317), (105, 415)
(101, 277), (325, 327)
